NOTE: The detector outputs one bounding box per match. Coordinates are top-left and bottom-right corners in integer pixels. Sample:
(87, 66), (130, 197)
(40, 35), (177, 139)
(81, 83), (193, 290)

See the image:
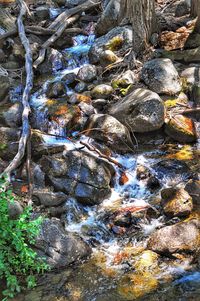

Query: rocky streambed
(0, 0), (200, 300)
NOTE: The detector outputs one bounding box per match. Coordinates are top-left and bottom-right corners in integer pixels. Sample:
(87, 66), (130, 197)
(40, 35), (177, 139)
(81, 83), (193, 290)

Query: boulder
(92, 98), (108, 111)
(91, 84), (114, 99)
(165, 115), (197, 143)
(112, 70), (136, 88)
(46, 81), (66, 98)
(0, 102), (22, 127)
(141, 58), (181, 95)
(175, 0), (190, 17)
(185, 180), (200, 204)
(191, 82), (200, 106)
(77, 64), (97, 82)
(89, 26), (132, 64)
(152, 159), (192, 184)
(32, 190), (67, 207)
(181, 66), (200, 85)
(161, 187), (193, 217)
(8, 200), (23, 219)
(35, 6), (50, 21)
(68, 93), (91, 105)
(37, 48), (65, 74)
(148, 214), (200, 256)
(110, 88), (165, 132)
(35, 219), (91, 268)
(40, 150), (115, 205)
(31, 130), (65, 158)
(84, 114), (134, 153)
(0, 75), (10, 102)
(95, 0), (121, 36)
(0, 127), (20, 161)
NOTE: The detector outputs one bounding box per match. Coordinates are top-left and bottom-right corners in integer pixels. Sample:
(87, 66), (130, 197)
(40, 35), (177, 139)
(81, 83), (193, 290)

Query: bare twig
(80, 141), (125, 169)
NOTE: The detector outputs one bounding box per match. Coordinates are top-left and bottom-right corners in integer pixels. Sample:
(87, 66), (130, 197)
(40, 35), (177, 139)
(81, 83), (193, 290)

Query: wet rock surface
(161, 187), (193, 217)
(40, 149), (115, 205)
(165, 115), (198, 143)
(34, 219), (91, 268)
(110, 88), (165, 132)
(148, 214), (200, 256)
(85, 113), (134, 152)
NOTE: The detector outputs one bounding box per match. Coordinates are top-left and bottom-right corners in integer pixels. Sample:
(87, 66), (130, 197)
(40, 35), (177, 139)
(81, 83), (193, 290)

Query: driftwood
(48, 0), (100, 31)
(0, 26), (87, 41)
(2, 0), (33, 178)
(42, 0), (100, 49)
(42, 14), (80, 49)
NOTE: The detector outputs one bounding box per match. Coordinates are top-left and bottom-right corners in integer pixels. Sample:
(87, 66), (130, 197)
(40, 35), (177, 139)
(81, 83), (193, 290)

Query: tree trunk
(121, 0), (156, 55)
(191, 0), (200, 32)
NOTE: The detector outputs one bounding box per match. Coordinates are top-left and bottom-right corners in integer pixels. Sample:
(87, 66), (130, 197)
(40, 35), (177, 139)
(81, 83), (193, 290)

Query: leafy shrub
(0, 178), (49, 300)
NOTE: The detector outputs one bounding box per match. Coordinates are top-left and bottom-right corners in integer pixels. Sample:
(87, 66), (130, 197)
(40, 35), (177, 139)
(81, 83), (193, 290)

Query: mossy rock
(165, 115), (197, 143)
(105, 36), (124, 51)
(91, 84), (114, 99)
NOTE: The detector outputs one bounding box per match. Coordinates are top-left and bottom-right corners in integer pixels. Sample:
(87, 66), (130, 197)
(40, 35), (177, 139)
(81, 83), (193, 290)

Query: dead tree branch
(42, 0), (100, 49)
(1, 0), (33, 178)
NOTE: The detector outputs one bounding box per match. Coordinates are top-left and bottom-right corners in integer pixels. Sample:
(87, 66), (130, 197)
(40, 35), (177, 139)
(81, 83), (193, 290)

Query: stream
(7, 18), (200, 301)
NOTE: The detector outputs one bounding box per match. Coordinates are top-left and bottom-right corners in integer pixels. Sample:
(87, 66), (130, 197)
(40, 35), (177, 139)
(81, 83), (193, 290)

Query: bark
(191, 0), (200, 33)
(121, 0), (156, 55)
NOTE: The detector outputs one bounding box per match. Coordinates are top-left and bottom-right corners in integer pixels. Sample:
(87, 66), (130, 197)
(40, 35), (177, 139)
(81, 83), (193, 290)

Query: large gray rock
(32, 190), (68, 207)
(0, 103), (22, 127)
(110, 88), (165, 132)
(0, 127), (20, 161)
(96, 0), (121, 36)
(40, 150), (115, 205)
(35, 219), (91, 268)
(0, 75), (10, 102)
(141, 58), (181, 95)
(152, 159), (192, 185)
(46, 81), (66, 98)
(77, 64), (97, 82)
(85, 114), (134, 153)
(148, 214), (200, 256)
(161, 187), (193, 218)
(181, 66), (200, 85)
(89, 26), (132, 64)
(8, 200), (23, 220)
(181, 66), (200, 106)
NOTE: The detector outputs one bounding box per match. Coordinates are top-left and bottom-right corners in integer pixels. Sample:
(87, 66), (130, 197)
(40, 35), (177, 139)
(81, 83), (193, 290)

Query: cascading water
(8, 21), (200, 301)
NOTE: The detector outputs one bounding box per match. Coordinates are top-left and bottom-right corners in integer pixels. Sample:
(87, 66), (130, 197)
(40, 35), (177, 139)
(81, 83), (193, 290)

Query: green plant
(0, 178), (49, 300)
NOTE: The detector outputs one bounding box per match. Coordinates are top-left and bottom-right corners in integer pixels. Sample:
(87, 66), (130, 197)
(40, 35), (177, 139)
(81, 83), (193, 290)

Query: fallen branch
(33, 48), (46, 69)
(80, 141), (125, 169)
(1, 0), (33, 178)
(0, 26), (87, 41)
(42, 0), (100, 49)
(48, 0), (100, 31)
(42, 14), (80, 49)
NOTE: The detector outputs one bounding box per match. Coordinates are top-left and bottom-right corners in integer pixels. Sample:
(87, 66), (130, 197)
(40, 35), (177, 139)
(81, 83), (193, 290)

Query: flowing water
(7, 24), (200, 301)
